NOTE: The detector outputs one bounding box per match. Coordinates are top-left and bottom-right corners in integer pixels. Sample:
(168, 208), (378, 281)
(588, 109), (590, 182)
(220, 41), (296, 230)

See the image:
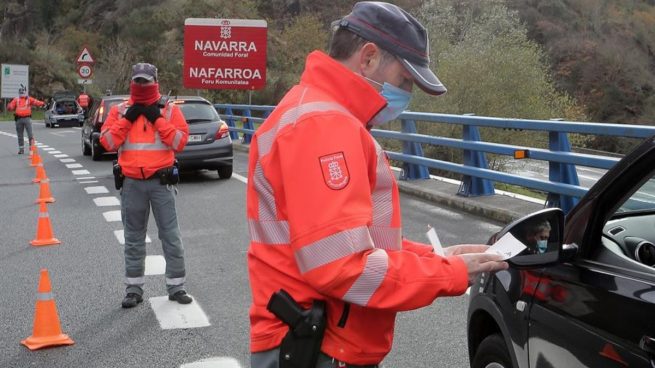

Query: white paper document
(426, 226), (446, 256)
(485, 232), (526, 260)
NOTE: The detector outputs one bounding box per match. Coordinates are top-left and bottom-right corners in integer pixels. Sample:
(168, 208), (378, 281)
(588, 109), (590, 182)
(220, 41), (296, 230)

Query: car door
(526, 138), (655, 367)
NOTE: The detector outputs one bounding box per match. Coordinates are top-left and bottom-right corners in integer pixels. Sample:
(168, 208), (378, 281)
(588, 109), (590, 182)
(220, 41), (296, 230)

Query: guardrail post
(458, 124), (495, 196)
(399, 119), (430, 180)
(242, 108), (254, 144)
(224, 106), (240, 140)
(545, 131), (580, 214)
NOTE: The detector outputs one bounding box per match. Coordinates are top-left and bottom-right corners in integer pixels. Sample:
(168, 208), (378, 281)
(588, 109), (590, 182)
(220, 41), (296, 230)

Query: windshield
(177, 102), (220, 123)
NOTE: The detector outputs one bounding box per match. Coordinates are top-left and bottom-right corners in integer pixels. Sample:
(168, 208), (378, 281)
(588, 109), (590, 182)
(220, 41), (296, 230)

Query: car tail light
(97, 103), (105, 123)
(215, 122), (230, 139)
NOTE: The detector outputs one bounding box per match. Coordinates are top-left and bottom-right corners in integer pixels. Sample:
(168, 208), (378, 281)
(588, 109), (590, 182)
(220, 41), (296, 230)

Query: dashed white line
(232, 173), (248, 184)
(79, 180), (98, 184)
(49, 150), (62, 154)
(150, 296), (210, 329)
(42, 147), (54, 151)
(66, 163), (83, 168)
(54, 154), (69, 158)
(72, 169), (91, 175)
(93, 196), (120, 206)
(113, 229), (151, 245)
(85, 186), (109, 194)
(102, 210), (121, 222)
(60, 158), (76, 163)
(181, 357), (242, 368)
(145, 255), (166, 275)
(76, 176), (96, 180)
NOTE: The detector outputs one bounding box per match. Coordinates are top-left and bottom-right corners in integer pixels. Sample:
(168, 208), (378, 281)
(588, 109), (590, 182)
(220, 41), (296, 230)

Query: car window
(598, 169), (655, 272)
(176, 102), (220, 123)
(103, 99), (126, 121)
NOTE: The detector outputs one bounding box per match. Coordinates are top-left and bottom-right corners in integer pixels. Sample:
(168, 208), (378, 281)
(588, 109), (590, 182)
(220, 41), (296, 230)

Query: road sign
(78, 64), (93, 79)
(76, 47), (95, 64)
(183, 18), (267, 90)
(1, 64), (29, 98)
(77, 79), (93, 84)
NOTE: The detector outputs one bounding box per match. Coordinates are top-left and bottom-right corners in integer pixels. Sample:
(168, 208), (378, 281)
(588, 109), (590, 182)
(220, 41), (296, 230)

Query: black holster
(156, 160), (179, 185)
(266, 289), (327, 368)
(112, 160), (124, 190)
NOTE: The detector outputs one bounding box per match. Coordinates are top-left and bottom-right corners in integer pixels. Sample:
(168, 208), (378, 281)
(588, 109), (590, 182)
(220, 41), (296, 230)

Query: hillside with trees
(1, 0), (653, 153)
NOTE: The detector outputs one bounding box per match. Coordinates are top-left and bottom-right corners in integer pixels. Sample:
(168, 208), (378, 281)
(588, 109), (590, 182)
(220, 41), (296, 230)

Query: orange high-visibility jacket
(8, 96), (44, 117)
(77, 94), (89, 108)
(247, 51), (468, 365)
(99, 99), (189, 179)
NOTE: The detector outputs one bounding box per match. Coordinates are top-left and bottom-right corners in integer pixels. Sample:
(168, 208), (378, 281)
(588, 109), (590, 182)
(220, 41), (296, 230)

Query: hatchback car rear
(172, 96), (233, 179)
(45, 91), (84, 128)
(81, 95), (129, 160)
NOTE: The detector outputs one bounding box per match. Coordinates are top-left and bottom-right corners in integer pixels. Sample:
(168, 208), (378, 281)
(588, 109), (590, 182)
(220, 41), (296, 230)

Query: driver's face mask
(537, 239), (548, 253)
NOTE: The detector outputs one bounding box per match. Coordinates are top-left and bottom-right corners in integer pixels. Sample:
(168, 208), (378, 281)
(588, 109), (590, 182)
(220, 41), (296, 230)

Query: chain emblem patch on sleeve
(319, 152), (350, 190)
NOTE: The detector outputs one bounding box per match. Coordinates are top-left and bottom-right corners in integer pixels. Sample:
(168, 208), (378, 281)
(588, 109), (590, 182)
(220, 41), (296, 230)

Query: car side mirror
(490, 208), (565, 268)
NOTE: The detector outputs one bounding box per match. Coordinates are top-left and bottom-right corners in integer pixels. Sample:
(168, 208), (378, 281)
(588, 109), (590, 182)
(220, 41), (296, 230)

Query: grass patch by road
(0, 111), (45, 121)
(495, 183), (547, 201)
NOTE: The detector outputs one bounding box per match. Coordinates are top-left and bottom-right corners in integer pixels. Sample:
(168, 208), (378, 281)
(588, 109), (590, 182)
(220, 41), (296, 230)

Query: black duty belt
(319, 353), (379, 368)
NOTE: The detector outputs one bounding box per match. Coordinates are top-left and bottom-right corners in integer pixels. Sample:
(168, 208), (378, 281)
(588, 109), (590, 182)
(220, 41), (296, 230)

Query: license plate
(188, 134), (203, 142)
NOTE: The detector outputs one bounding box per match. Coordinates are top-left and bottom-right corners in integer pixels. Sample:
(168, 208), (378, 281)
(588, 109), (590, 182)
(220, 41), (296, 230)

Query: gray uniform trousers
(121, 176), (186, 296)
(15, 117), (33, 148)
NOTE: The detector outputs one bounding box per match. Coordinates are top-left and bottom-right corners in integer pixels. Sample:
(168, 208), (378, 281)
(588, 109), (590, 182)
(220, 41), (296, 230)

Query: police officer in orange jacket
(100, 63), (192, 308)
(7, 86), (44, 154)
(247, 3), (509, 367)
(77, 91), (90, 117)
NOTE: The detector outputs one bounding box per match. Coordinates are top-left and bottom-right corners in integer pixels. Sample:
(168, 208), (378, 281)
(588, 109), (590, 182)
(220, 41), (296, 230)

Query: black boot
(18, 147), (24, 154)
(168, 290), (193, 304)
(121, 293), (143, 308)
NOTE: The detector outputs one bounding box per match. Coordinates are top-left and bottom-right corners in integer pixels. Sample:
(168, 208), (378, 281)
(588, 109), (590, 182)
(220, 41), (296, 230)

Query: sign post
(76, 46), (95, 92)
(183, 18), (267, 91)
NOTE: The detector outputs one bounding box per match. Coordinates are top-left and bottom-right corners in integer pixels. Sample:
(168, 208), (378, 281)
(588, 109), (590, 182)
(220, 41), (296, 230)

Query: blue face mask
(365, 77), (412, 127)
(537, 239), (548, 253)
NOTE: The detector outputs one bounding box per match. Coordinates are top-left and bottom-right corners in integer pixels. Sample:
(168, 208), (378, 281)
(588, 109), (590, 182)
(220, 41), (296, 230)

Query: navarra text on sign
(194, 40), (257, 52)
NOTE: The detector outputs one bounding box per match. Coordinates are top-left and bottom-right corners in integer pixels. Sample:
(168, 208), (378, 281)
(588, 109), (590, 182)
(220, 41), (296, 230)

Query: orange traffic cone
(32, 162), (47, 183)
(30, 202), (60, 246)
(21, 269), (74, 350)
(28, 139), (36, 159)
(35, 178), (55, 203)
(30, 147), (42, 167)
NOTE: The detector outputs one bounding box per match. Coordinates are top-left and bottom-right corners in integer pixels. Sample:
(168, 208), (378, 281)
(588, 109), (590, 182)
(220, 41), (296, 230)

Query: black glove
(124, 104), (145, 122)
(144, 104), (162, 124)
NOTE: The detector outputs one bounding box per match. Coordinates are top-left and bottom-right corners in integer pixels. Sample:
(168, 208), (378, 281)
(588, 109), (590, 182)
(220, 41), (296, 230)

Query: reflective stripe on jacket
(99, 100), (189, 179)
(8, 96), (44, 117)
(246, 51), (468, 365)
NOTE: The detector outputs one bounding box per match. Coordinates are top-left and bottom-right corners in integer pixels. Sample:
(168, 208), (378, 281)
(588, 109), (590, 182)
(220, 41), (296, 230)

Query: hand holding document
(426, 226), (445, 256)
(485, 232), (526, 260)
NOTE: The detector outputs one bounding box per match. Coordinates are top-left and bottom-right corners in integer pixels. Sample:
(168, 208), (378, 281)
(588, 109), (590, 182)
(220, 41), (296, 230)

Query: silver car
(172, 96), (233, 179)
(44, 91), (84, 128)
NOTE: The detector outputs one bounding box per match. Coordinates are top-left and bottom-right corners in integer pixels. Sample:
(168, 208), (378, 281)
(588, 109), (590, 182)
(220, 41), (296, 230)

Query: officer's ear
(359, 42), (383, 75)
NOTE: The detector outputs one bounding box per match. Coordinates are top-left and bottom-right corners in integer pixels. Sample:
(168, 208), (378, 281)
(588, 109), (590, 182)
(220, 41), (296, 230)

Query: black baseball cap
(334, 1), (446, 95)
(131, 62), (158, 82)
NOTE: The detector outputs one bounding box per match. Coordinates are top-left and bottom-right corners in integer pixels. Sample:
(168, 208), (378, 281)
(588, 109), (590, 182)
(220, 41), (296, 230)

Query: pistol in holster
(156, 159), (180, 185)
(266, 289), (327, 368)
(112, 159), (124, 190)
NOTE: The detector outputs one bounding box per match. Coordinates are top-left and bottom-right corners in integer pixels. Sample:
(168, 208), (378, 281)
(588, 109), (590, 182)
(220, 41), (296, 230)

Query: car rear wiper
(186, 118), (216, 123)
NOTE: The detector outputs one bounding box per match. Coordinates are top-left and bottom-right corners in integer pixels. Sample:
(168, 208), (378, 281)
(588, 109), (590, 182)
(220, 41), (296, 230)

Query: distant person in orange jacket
(247, 2), (509, 368)
(100, 62), (192, 308)
(7, 86), (44, 154)
(77, 91), (90, 117)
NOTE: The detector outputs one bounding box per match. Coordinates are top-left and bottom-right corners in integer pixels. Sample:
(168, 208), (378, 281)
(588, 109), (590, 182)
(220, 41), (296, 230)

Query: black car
(467, 136), (655, 368)
(81, 95), (129, 160)
(44, 91), (85, 128)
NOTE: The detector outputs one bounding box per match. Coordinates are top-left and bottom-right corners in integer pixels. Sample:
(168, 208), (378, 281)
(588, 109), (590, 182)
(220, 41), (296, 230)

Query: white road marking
(54, 154), (69, 158)
(41, 147), (54, 151)
(145, 255), (166, 275)
(113, 229), (151, 245)
(232, 173), (248, 184)
(102, 210), (121, 222)
(76, 176), (96, 180)
(79, 180), (99, 184)
(60, 158), (76, 163)
(66, 163), (83, 168)
(150, 295), (210, 329)
(181, 357), (242, 368)
(72, 169), (91, 175)
(85, 186), (109, 194)
(49, 151), (62, 154)
(93, 196), (120, 206)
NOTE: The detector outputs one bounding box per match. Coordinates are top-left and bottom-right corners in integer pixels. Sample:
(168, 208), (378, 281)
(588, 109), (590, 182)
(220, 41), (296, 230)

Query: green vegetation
(0, 111), (44, 121)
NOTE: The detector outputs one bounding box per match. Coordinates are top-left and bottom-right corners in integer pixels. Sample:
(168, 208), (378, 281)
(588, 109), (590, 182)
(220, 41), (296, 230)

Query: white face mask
(364, 76), (412, 127)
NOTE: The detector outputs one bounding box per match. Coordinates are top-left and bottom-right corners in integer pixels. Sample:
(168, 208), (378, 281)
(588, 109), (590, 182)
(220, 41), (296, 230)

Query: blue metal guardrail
(214, 103), (655, 214)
